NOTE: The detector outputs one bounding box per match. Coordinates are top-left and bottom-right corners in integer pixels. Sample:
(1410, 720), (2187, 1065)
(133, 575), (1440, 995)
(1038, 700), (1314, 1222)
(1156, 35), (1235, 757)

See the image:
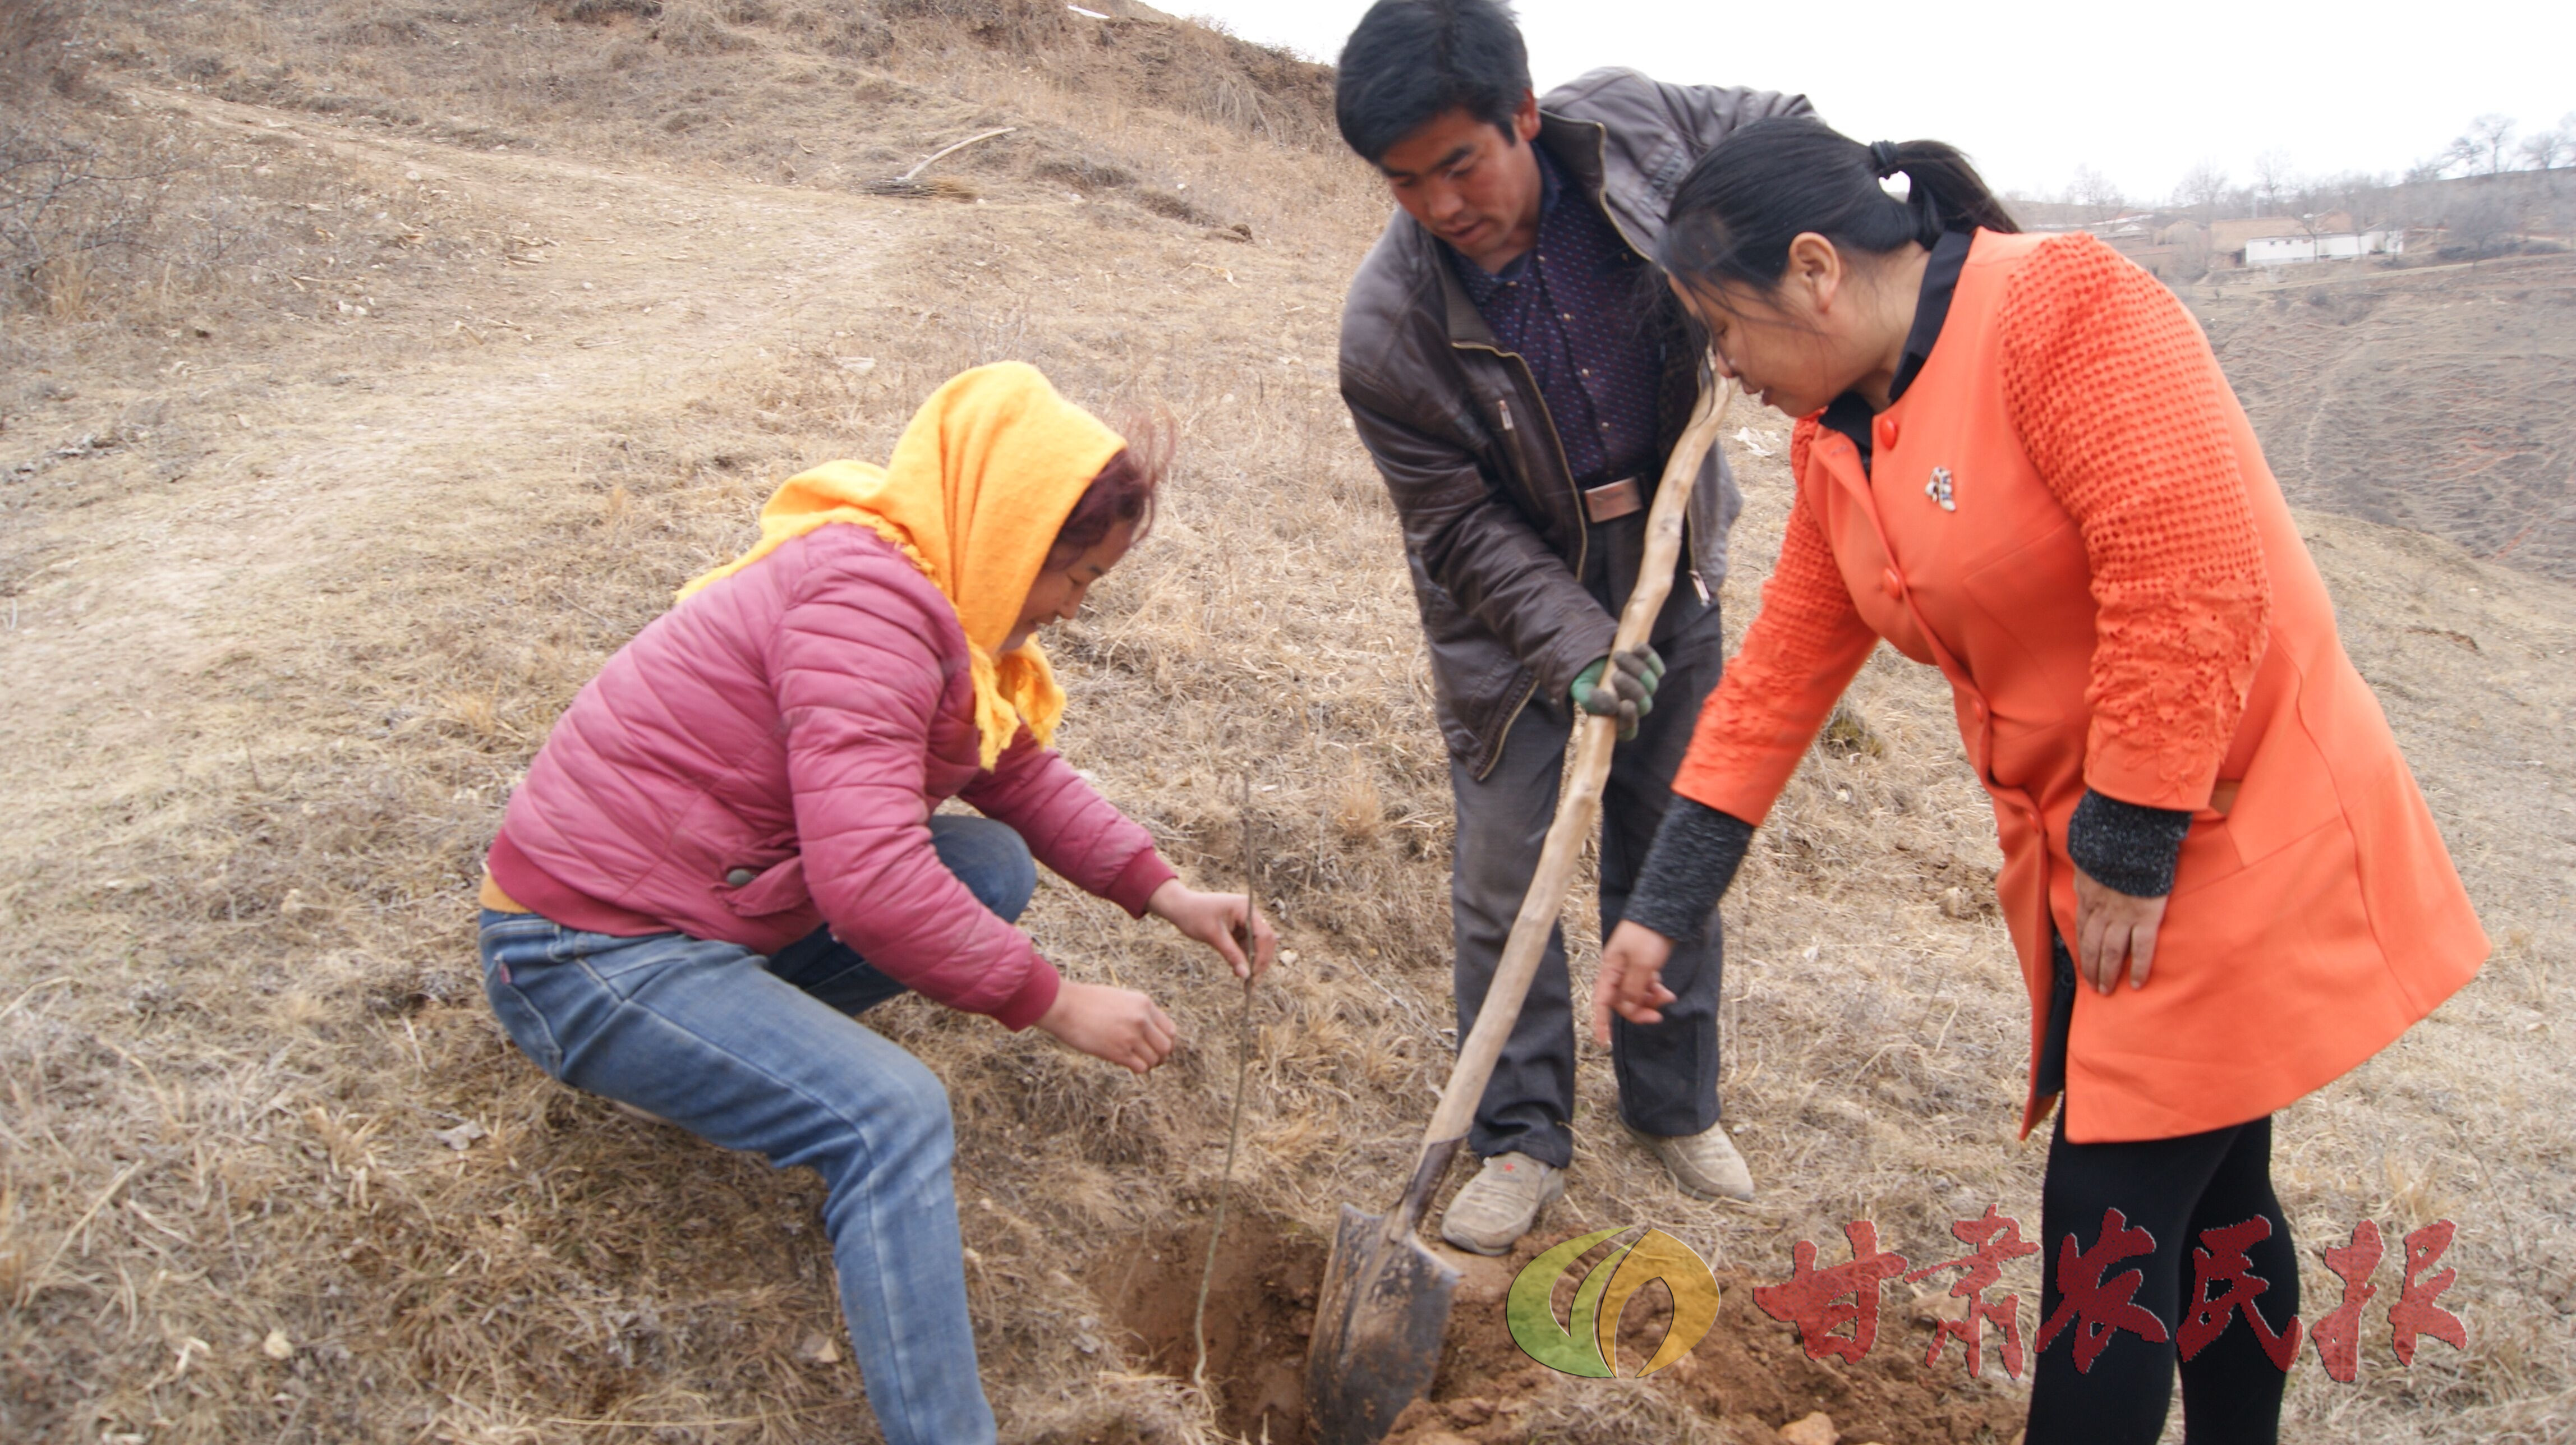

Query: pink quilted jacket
(487, 524), (1176, 1029)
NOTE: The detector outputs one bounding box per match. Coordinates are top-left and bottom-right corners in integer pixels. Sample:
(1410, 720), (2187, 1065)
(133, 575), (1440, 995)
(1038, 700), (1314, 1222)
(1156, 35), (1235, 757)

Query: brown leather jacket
(1338, 68), (1812, 777)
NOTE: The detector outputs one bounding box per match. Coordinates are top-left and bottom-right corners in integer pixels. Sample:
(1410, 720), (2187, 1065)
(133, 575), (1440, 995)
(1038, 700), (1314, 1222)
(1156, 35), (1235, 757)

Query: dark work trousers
(1447, 603), (1727, 1170)
(2028, 1112), (2298, 1445)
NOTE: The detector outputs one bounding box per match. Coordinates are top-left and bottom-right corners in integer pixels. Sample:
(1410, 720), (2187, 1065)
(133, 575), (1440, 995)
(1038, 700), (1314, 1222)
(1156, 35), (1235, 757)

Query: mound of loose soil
(1089, 1214), (2026, 1444)
(1387, 1233), (2024, 1445)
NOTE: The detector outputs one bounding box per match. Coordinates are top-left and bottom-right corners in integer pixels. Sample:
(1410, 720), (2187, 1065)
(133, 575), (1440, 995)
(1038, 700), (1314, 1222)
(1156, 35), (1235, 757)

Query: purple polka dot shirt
(1446, 148), (1662, 488)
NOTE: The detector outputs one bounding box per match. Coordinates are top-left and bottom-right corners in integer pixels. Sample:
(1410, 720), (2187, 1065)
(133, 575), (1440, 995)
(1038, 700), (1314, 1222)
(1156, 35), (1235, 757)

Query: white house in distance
(2245, 229), (2404, 266)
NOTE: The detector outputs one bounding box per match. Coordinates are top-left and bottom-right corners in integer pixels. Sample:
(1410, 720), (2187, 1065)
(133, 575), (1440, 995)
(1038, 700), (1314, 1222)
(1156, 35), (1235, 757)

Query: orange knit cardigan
(1673, 231), (2485, 1142)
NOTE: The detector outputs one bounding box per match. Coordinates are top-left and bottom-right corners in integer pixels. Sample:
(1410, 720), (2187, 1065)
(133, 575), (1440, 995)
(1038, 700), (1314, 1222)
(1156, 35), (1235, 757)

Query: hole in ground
(1091, 1213), (2031, 1444)
(1090, 1213), (1326, 1443)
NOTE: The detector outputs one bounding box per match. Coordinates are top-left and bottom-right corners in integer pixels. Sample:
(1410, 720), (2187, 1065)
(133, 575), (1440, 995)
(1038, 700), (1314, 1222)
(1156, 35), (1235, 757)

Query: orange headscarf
(677, 363), (1126, 768)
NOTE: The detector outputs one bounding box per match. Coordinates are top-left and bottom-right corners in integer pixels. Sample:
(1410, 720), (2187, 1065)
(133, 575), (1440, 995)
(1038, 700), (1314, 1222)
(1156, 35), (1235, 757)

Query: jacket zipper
(1454, 343), (1588, 582)
(1453, 339), (1587, 780)
(1578, 120), (1651, 265)
(1481, 673), (1543, 782)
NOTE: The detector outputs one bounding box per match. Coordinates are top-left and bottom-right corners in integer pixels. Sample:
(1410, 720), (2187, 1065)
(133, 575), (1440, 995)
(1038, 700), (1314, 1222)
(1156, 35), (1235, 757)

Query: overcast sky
(1175, 0), (2576, 201)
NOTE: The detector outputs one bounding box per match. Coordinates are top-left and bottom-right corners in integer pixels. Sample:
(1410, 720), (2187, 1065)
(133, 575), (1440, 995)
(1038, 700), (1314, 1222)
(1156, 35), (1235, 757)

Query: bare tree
(2253, 149), (2297, 217)
(2445, 190), (2523, 256)
(2444, 114), (2518, 176)
(2066, 163), (2124, 223)
(2522, 117), (2573, 172)
(2303, 169), (2389, 231)
(2175, 160), (2229, 222)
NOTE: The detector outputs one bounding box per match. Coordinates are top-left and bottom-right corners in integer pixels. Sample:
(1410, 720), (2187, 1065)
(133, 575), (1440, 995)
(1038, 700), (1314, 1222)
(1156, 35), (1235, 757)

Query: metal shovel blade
(1305, 1203), (1461, 1445)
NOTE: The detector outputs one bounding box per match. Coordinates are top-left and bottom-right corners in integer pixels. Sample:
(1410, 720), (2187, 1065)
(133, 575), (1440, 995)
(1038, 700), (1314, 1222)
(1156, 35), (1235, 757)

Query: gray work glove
(1570, 645), (1666, 741)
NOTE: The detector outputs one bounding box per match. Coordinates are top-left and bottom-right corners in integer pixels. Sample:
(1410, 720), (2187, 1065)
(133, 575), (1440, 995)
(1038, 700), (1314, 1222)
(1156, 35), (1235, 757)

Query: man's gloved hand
(1570, 645), (1665, 741)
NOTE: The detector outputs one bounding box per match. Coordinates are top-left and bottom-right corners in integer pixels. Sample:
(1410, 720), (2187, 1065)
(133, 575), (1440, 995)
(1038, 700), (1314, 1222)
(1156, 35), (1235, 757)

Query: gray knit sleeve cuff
(1623, 798), (1755, 944)
(2066, 789), (2193, 898)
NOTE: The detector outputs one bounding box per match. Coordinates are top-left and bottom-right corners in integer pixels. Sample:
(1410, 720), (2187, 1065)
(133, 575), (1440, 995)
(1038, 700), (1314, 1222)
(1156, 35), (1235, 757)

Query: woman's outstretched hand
(1036, 979), (1176, 1074)
(1592, 920), (1679, 1045)
(1147, 880), (1278, 982)
(2072, 866), (2168, 993)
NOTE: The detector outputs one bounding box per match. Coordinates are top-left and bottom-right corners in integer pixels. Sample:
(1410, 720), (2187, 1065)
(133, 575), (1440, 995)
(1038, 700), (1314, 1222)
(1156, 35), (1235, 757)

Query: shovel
(1304, 373), (1734, 1444)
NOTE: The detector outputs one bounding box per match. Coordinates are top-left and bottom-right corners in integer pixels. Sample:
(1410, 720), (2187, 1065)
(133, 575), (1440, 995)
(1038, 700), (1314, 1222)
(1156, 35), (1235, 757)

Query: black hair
(1334, 0), (1530, 164)
(1660, 117), (2020, 303)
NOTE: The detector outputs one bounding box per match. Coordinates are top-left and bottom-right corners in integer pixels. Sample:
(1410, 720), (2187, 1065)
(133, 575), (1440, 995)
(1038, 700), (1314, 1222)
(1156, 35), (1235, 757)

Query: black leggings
(2027, 1113), (2299, 1445)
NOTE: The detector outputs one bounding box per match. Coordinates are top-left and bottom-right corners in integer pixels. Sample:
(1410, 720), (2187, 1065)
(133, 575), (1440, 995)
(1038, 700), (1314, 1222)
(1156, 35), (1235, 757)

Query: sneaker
(1630, 1121), (1755, 1202)
(1439, 1151), (1566, 1256)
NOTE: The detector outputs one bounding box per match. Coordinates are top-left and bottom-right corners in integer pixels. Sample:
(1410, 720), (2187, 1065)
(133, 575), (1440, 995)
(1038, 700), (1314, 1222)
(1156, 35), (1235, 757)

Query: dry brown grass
(3, 5), (2573, 1444)
(0, 6), (506, 332)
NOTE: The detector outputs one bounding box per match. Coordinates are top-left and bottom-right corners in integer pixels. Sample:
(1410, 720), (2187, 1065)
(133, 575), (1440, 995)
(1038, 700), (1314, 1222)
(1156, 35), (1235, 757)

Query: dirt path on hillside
(4, 88), (905, 742)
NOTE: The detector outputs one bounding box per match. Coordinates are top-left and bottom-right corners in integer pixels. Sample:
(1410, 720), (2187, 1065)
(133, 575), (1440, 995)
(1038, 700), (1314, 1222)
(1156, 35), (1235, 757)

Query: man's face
(1374, 94), (1544, 273)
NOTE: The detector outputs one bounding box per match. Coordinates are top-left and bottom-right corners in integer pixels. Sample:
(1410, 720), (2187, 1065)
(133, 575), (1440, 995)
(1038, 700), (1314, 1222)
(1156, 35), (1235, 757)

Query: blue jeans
(478, 816), (1038, 1445)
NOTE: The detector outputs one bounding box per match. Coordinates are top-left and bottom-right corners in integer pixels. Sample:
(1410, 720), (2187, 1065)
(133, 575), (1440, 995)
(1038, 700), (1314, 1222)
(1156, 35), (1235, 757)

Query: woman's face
(1005, 519), (1136, 654)
(1668, 234), (1873, 420)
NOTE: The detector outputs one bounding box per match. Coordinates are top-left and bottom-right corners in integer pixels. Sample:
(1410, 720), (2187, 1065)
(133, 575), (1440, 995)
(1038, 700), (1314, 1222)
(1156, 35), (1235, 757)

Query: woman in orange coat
(1592, 118), (2485, 1442)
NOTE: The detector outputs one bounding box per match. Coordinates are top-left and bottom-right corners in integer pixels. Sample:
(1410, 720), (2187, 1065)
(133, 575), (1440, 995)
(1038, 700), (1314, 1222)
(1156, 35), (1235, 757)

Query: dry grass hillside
(2, 4), (2572, 1443)
(2191, 254), (2576, 582)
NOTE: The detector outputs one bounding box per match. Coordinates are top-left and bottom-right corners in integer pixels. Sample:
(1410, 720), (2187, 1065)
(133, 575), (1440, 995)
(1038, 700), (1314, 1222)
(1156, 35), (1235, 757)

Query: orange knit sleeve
(1671, 421), (1880, 824)
(1998, 235), (2272, 811)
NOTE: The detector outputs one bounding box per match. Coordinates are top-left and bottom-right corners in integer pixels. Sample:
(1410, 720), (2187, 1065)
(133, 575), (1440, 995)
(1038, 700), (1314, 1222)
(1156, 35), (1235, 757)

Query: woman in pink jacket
(476, 363), (1274, 1445)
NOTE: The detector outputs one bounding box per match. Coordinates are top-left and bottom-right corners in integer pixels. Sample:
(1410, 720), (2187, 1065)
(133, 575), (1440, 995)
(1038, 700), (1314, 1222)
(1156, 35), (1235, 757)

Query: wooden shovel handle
(1417, 371), (1734, 1157)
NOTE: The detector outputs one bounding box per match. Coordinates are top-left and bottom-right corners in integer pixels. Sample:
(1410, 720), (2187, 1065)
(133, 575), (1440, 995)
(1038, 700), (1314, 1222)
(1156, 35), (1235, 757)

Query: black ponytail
(1660, 118), (2018, 303)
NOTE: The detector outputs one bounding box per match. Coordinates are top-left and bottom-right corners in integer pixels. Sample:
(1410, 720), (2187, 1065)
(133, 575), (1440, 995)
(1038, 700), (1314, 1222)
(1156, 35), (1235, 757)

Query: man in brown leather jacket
(1334, 0), (1809, 1252)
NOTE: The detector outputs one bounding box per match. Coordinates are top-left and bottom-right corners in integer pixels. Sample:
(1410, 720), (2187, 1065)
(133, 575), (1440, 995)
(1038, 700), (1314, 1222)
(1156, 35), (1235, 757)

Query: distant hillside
(2012, 167), (2576, 254)
(78, 0), (1345, 180)
(2193, 252), (2576, 579)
